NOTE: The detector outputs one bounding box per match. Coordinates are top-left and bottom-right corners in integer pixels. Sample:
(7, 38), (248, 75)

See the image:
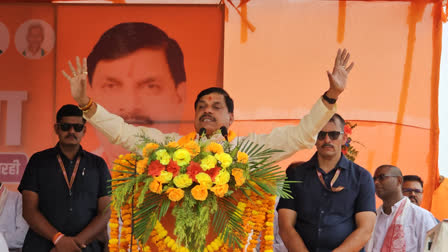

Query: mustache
(321, 143), (334, 148)
(65, 134), (77, 140)
(199, 113), (216, 122)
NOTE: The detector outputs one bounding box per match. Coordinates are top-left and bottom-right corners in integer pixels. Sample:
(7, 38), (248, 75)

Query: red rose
(147, 160), (165, 177)
(205, 166), (221, 181)
(344, 124), (352, 135)
(166, 160), (180, 176)
(186, 161), (202, 182)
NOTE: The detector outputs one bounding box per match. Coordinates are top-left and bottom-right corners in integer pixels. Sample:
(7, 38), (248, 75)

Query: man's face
(90, 48), (185, 133)
(54, 116), (86, 146)
(194, 92), (234, 136)
(402, 180), (423, 206)
(27, 26), (44, 49)
(315, 121), (346, 159)
(373, 166), (401, 200)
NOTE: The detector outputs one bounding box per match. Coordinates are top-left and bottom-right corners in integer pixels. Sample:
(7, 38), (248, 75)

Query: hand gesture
(62, 56), (90, 106)
(326, 48), (354, 99)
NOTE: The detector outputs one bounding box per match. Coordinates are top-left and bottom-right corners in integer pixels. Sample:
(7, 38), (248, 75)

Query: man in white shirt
(62, 49), (354, 163)
(365, 165), (438, 252)
(0, 182), (29, 251)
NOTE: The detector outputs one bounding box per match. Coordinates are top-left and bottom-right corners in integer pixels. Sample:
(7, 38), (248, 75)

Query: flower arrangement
(108, 130), (290, 251)
(342, 121), (360, 161)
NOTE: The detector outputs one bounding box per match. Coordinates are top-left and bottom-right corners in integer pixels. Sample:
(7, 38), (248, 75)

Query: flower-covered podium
(108, 131), (291, 252)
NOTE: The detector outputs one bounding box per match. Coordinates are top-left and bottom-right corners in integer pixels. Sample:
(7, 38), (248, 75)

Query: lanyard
(57, 154), (81, 196)
(316, 168), (344, 192)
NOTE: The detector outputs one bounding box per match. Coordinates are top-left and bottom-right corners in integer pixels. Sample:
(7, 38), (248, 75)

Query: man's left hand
(326, 48), (354, 99)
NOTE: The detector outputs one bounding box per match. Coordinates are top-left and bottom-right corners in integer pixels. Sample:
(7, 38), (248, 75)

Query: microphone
(199, 128), (207, 137)
(220, 126), (228, 141)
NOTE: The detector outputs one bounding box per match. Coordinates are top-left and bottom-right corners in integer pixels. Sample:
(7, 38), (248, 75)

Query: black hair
(329, 113), (346, 131)
(56, 104), (85, 123)
(403, 175), (424, 187)
(87, 22), (186, 87)
(194, 87), (234, 113)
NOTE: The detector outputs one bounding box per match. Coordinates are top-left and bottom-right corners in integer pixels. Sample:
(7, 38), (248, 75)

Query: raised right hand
(62, 56), (90, 107)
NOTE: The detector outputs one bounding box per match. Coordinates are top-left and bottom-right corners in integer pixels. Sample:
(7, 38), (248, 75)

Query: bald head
(374, 165), (403, 201)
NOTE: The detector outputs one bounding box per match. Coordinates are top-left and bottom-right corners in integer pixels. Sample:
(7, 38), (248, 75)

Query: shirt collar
(379, 197), (407, 215)
(310, 152), (351, 171)
(54, 143), (85, 160)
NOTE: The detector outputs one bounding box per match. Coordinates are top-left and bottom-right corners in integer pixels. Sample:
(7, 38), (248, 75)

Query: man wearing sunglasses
(402, 175), (424, 206)
(277, 114), (376, 252)
(365, 165), (438, 252)
(18, 105), (111, 252)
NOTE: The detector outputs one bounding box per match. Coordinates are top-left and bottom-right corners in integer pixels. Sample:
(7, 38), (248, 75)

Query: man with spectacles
(278, 114), (376, 252)
(18, 105), (111, 252)
(365, 165), (438, 252)
(402, 175), (424, 206)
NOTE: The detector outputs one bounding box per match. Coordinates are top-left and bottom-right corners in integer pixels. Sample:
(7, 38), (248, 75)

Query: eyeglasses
(373, 174), (400, 182)
(58, 123), (85, 132)
(317, 131), (344, 140)
(402, 188), (423, 194)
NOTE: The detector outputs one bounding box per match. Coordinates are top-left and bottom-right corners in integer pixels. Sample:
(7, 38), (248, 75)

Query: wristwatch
(322, 92), (337, 104)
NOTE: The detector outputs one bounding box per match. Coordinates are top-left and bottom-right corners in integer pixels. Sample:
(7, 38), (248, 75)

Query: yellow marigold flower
(109, 238), (118, 245)
(166, 188), (184, 202)
(142, 143), (159, 157)
(215, 153), (232, 169)
(264, 235), (274, 241)
(196, 172), (213, 188)
(214, 170), (230, 185)
(210, 184), (228, 198)
(172, 149), (191, 167)
(206, 142), (224, 154)
(183, 140), (200, 157)
(191, 184), (208, 201)
(156, 171), (173, 184)
(200, 155), (217, 171)
(265, 221), (274, 227)
(231, 168), (245, 187)
(237, 151), (249, 164)
(109, 223), (119, 229)
(166, 141), (179, 148)
(149, 179), (163, 194)
(155, 149), (171, 165)
(173, 174), (193, 188)
(143, 246), (150, 252)
(136, 158), (149, 174)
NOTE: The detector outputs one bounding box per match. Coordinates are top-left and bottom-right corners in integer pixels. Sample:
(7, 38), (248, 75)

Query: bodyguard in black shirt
(19, 104), (111, 252)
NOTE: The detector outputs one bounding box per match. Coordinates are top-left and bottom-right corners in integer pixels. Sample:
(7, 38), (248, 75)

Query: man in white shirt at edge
(365, 165), (438, 252)
(62, 49), (353, 164)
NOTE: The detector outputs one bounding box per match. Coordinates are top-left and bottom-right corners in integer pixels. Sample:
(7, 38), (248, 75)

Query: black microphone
(199, 128), (207, 137)
(220, 126), (228, 141)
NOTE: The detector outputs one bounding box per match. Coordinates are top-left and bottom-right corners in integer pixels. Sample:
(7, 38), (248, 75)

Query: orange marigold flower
(136, 158), (149, 174)
(177, 131), (197, 146)
(166, 188), (184, 202)
(228, 130), (237, 142)
(183, 140), (200, 157)
(206, 142), (224, 154)
(237, 151), (249, 164)
(149, 179), (163, 194)
(191, 184), (208, 201)
(165, 141), (179, 148)
(232, 168), (246, 187)
(210, 184), (229, 198)
(142, 143), (159, 157)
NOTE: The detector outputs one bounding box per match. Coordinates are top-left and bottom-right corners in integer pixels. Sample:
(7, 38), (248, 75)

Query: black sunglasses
(373, 174), (399, 182)
(317, 131), (344, 140)
(58, 123), (85, 132)
(402, 188), (423, 194)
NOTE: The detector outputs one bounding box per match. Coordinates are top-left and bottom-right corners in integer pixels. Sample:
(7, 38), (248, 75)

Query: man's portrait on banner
(15, 19), (55, 59)
(0, 22), (9, 56)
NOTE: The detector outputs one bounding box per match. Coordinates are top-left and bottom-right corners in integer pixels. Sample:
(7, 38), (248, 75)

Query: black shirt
(277, 153), (376, 252)
(18, 144), (111, 251)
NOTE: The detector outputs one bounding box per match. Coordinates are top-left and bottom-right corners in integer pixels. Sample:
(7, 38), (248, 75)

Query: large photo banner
(0, 3), (224, 190)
